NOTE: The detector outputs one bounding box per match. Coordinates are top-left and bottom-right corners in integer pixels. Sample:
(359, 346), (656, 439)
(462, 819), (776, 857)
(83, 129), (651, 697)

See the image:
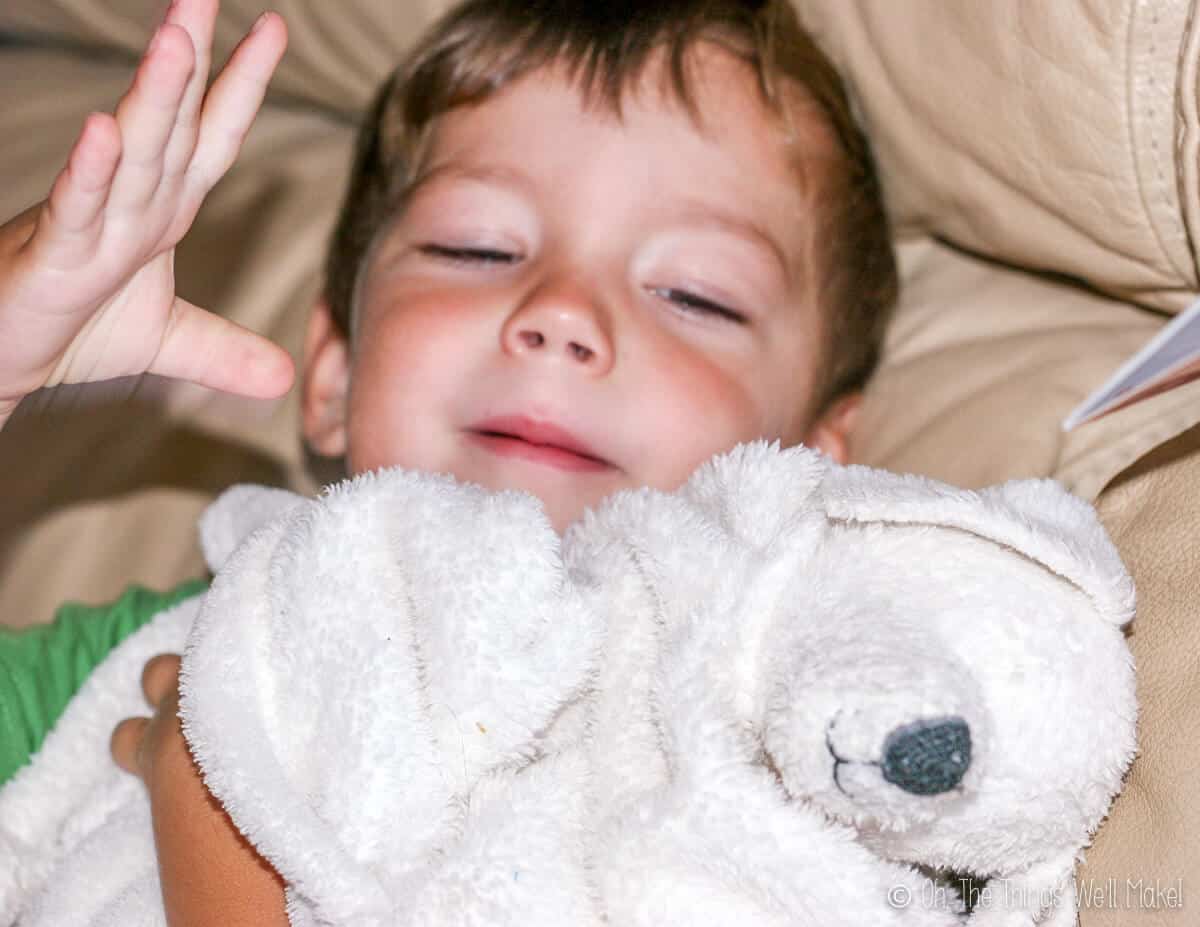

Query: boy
(0, 0), (896, 920)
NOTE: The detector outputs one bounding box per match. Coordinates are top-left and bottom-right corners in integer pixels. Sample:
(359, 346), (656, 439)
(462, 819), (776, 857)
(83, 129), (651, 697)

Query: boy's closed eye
(416, 243), (750, 324)
(652, 288), (747, 324)
(418, 243), (519, 265)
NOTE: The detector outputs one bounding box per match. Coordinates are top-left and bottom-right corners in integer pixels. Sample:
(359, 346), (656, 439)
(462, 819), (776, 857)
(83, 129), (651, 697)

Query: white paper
(1062, 295), (1200, 431)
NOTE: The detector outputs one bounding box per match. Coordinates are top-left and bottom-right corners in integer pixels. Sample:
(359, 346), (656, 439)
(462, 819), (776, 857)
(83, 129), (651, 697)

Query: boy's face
(304, 46), (857, 533)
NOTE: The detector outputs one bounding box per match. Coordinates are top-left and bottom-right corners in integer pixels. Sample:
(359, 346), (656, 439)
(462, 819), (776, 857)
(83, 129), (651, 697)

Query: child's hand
(110, 653), (195, 803)
(112, 653), (288, 926)
(0, 0), (294, 431)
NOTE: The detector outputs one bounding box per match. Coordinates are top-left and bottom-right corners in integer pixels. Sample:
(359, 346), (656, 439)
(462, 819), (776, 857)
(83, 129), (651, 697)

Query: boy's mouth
(468, 415), (612, 472)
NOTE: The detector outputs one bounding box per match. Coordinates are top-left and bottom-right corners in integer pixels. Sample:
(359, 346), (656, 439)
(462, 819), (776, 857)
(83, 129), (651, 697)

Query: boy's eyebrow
(405, 161), (536, 198)
(673, 199), (791, 285)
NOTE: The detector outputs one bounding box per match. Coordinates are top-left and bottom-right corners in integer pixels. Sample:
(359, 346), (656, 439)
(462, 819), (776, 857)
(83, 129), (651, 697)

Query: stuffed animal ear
(565, 440), (827, 617)
(199, 484), (308, 573)
(821, 466), (1135, 628)
(674, 440), (828, 551)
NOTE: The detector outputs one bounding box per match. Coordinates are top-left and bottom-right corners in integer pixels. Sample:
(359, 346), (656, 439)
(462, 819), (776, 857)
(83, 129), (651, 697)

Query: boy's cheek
(631, 389), (763, 491)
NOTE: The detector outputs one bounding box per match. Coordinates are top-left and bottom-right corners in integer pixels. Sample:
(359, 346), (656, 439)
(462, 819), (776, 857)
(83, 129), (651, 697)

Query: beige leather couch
(1, 1), (1197, 919)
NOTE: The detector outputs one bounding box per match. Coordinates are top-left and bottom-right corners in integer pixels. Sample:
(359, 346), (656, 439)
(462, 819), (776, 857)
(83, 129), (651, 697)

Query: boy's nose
(501, 278), (614, 375)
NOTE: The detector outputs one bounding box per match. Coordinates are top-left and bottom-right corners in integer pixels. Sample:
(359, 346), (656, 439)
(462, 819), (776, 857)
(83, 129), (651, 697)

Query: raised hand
(0, 0), (293, 430)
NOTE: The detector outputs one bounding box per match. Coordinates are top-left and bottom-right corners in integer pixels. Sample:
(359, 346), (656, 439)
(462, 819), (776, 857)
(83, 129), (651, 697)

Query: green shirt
(0, 579), (207, 784)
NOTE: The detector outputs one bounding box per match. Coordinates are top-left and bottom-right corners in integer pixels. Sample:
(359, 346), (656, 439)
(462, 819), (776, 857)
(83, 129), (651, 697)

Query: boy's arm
(0, 0), (293, 432)
(111, 654), (289, 927)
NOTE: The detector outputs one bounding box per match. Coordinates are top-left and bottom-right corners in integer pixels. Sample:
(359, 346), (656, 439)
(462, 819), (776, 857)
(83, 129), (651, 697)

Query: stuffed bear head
(574, 441), (1136, 892)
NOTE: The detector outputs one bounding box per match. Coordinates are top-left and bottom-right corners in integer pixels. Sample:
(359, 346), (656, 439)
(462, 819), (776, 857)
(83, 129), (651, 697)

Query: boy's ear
(302, 299), (351, 457)
(804, 392), (860, 464)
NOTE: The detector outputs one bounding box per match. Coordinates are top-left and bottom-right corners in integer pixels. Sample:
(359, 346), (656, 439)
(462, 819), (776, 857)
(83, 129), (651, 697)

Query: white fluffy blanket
(0, 442), (1136, 926)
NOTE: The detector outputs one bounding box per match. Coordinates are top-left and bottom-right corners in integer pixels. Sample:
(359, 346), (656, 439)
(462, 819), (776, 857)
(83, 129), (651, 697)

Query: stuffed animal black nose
(881, 717), (971, 795)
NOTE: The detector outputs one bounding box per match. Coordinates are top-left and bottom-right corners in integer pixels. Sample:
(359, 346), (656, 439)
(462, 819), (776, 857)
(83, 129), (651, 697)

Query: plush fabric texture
(0, 443), (1135, 925)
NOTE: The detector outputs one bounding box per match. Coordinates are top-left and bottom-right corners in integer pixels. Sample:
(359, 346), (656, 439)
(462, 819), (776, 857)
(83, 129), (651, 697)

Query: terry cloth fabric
(0, 471), (609, 927)
(0, 580), (207, 783)
(0, 445), (1135, 926)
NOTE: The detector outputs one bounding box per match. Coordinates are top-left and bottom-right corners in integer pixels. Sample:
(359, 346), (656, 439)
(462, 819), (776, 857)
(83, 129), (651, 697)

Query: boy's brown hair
(324, 0), (897, 416)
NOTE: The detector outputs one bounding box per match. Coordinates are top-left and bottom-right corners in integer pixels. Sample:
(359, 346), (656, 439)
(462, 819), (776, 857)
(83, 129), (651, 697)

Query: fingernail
(252, 11), (271, 32)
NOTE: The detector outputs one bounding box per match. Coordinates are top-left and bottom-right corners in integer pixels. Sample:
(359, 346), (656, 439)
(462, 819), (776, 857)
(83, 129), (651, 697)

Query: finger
(151, 296), (295, 398)
(35, 114), (122, 267)
(111, 716), (151, 775)
(161, 0), (219, 180)
(187, 11), (287, 195)
(141, 653), (183, 707)
(45, 114), (122, 235)
(107, 23), (197, 209)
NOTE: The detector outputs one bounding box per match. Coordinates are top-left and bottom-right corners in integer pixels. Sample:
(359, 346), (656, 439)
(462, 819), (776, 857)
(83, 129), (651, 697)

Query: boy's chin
(481, 479), (611, 535)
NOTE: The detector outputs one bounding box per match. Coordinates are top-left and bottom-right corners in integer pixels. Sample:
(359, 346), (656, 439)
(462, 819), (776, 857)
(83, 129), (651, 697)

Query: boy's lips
(467, 415), (613, 472)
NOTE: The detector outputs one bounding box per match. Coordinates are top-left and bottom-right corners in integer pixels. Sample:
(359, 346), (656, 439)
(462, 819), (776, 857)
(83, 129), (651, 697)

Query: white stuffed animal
(0, 441), (1135, 927)
(564, 441), (1137, 926)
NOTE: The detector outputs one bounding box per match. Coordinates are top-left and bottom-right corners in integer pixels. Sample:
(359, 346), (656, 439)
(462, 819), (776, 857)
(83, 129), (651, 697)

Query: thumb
(150, 296), (295, 399)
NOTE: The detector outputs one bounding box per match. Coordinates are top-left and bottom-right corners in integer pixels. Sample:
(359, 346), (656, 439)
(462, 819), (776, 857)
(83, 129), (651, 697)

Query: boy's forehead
(420, 43), (833, 202)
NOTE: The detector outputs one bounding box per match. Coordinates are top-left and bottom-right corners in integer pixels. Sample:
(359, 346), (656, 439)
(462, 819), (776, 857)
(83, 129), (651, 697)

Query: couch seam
(1176, 0), (1200, 281)
(1128, 0), (1194, 283)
